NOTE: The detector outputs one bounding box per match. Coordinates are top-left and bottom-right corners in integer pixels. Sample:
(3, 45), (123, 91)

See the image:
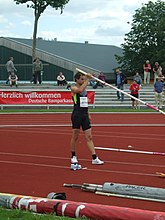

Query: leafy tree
(14, 0), (70, 60)
(116, 0), (165, 76)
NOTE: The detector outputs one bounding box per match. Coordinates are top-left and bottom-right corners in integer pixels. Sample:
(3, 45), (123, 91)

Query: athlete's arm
(71, 74), (92, 94)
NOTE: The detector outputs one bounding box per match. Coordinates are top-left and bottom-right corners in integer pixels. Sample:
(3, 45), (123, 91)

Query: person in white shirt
(9, 71), (18, 87)
(57, 72), (67, 86)
(143, 60), (151, 85)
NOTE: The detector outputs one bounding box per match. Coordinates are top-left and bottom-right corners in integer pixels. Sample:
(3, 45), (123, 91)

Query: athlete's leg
(84, 128), (96, 155)
(84, 128), (104, 164)
(70, 129), (80, 152)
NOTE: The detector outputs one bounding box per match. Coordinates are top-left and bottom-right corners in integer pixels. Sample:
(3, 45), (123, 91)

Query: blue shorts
(71, 110), (91, 131)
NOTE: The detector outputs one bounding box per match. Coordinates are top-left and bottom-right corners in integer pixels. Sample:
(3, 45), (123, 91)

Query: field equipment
(95, 146), (165, 156)
(64, 182), (165, 203)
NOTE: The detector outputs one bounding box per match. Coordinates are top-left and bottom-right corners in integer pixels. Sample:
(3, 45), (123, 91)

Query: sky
(0, 0), (156, 47)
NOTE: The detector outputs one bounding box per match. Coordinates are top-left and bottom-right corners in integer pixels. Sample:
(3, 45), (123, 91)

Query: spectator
(133, 71), (142, 86)
(32, 58), (43, 84)
(94, 72), (106, 89)
(157, 73), (165, 82)
(154, 77), (164, 109)
(98, 72), (106, 81)
(153, 62), (162, 83)
(115, 68), (127, 102)
(97, 72), (106, 88)
(143, 60), (151, 85)
(129, 80), (140, 109)
(89, 74), (97, 89)
(57, 72), (67, 86)
(8, 71), (18, 87)
(6, 57), (17, 84)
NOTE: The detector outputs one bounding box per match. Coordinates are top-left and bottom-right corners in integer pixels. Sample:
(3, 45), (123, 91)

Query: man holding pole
(69, 72), (104, 170)
(76, 68), (165, 115)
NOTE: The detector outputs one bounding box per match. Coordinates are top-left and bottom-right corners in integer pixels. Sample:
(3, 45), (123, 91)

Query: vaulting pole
(76, 68), (165, 115)
(95, 146), (165, 156)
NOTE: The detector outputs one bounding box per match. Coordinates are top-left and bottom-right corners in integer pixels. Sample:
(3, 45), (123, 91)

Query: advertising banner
(0, 91), (95, 105)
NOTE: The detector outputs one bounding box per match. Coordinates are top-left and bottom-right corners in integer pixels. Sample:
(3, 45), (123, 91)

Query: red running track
(0, 113), (165, 212)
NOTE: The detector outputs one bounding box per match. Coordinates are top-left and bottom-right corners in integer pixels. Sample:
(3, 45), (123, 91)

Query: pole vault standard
(76, 68), (165, 115)
(95, 147), (165, 156)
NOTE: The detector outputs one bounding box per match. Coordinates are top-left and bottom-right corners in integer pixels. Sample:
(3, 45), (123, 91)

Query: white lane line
(0, 112), (71, 115)
(94, 124), (165, 127)
(0, 124), (164, 128)
(0, 159), (158, 177)
(0, 152), (164, 168)
(1, 126), (164, 138)
(0, 112), (160, 114)
(0, 124), (71, 128)
(0, 129), (72, 136)
(0, 128), (164, 141)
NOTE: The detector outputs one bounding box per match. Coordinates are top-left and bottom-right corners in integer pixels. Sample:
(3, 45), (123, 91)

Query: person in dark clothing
(154, 77), (164, 109)
(133, 71), (142, 86)
(69, 72), (104, 170)
(115, 68), (127, 101)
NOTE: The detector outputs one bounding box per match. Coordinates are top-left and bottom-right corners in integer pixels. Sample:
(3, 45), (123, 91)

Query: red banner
(0, 91), (95, 105)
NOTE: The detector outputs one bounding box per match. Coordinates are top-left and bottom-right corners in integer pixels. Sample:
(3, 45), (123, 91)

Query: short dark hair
(74, 72), (83, 82)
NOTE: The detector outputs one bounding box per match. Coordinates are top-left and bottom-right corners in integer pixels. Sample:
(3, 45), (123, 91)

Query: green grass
(0, 207), (77, 220)
(0, 108), (156, 113)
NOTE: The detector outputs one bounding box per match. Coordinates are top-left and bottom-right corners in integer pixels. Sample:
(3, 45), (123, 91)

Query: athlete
(69, 72), (104, 170)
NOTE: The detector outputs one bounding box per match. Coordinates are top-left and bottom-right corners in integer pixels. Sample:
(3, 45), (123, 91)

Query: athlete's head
(74, 72), (85, 85)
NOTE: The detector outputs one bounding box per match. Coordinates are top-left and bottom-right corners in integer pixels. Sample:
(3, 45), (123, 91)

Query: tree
(115, 0), (165, 76)
(14, 0), (70, 60)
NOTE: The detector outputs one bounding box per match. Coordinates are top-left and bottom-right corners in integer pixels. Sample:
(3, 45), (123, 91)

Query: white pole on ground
(95, 191), (165, 203)
(95, 146), (165, 156)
